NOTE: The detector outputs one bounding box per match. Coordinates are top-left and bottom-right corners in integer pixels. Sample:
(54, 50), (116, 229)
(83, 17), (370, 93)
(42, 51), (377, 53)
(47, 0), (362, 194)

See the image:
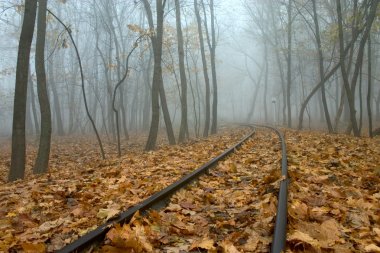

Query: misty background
(0, 0), (379, 138)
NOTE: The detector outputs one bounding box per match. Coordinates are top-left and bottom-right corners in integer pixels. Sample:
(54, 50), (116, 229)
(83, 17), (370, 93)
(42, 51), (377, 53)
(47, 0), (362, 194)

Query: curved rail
(58, 126), (256, 253)
(254, 125), (288, 253)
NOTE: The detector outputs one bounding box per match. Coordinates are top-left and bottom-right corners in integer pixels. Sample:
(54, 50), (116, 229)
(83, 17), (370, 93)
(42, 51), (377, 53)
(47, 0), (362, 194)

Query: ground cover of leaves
(286, 130), (380, 252)
(99, 129), (380, 253)
(99, 130), (282, 252)
(0, 127), (250, 252)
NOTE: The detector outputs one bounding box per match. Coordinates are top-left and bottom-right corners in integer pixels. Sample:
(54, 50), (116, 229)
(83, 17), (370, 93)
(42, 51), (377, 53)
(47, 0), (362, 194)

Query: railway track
(58, 125), (288, 253)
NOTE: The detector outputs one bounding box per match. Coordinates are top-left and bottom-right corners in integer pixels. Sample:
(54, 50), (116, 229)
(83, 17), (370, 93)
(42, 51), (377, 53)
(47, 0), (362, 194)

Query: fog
(0, 0), (379, 140)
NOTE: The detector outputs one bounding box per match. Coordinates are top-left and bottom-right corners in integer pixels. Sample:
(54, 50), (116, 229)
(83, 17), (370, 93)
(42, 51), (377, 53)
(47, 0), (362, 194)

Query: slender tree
(311, 0), (333, 133)
(48, 10), (106, 158)
(336, 0), (378, 136)
(143, 0), (176, 150)
(8, 0), (37, 181)
(34, 0), (52, 174)
(194, 0), (210, 137)
(28, 68), (40, 135)
(175, 0), (188, 142)
(201, 0), (218, 134)
(367, 34), (373, 137)
(286, 0), (292, 128)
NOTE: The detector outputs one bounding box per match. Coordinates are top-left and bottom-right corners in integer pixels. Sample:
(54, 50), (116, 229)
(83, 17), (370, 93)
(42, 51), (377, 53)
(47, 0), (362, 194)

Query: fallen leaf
(220, 240), (240, 253)
(97, 208), (119, 221)
(365, 244), (380, 252)
(288, 230), (320, 250)
(190, 238), (217, 253)
(21, 243), (46, 253)
(39, 218), (65, 233)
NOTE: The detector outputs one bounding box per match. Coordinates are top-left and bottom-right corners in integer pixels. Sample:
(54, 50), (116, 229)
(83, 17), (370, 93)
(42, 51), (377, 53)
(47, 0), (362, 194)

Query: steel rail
(254, 125), (288, 253)
(57, 126), (255, 253)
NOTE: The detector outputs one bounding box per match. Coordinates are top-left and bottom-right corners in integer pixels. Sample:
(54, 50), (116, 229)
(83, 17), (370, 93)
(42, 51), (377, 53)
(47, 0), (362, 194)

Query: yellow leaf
(288, 230), (320, 250)
(365, 244), (380, 252)
(220, 240), (240, 253)
(190, 238), (217, 253)
(6, 212), (17, 218)
(97, 208), (119, 221)
(21, 243), (46, 253)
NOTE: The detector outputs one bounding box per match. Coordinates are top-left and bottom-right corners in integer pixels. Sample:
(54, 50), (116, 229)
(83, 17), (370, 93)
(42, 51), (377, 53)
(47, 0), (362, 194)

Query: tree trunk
(367, 34), (373, 137)
(336, 0), (378, 136)
(269, 4), (287, 126)
(311, 0), (333, 132)
(48, 9), (105, 159)
(143, 0), (173, 150)
(48, 58), (64, 135)
(376, 93), (380, 121)
(28, 68), (40, 135)
(175, 0), (188, 143)
(358, 65), (363, 133)
(8, 0), (37, 181)
(209, 0), (218, 134)
(34, 0), (51, 175)
(286, 0), (292, 128)
(194, 0), (210, 137)
(263, 42), (269, 123)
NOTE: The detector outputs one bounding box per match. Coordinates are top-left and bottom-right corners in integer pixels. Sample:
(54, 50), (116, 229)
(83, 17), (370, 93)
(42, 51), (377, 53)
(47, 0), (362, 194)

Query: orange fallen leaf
(220, 240), (240, 253)
(190, 238), (217, 253)
(97, 208), (120, 221)
(364, 244), (380, 252)
(21, 243), (46, 253)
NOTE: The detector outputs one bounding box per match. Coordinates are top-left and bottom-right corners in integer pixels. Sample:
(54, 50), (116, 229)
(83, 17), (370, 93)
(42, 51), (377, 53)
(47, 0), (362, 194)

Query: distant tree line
(243, 0), (379, 135)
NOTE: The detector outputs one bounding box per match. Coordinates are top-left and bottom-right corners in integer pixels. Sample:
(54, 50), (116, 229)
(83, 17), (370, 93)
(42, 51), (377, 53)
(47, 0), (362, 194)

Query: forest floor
(0, 126), (379, 252)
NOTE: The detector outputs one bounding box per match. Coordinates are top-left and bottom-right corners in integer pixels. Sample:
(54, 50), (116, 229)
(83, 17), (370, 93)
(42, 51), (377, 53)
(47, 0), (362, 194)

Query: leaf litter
(99, 129), (380, 252)
(286, 130), (380, 253)
(99, 130), (282, 252)
(1, 128), (379, 252)
(0, 127), (249, 252)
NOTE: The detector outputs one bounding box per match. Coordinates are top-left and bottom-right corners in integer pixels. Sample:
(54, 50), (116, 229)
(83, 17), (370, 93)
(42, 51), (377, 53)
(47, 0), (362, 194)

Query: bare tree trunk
(194, 0), (210, 137)
(8, 0), (37, 181)
(104, 2), (129, 140)
(334, 82), (345, 131)
(28, 68), (40, 135)
(269, 3), (287, 126)
(263, 42), (269, 123)
(48, 9), (105, 159)
(34, 0), (51, 175)
(201, 0), (217, 133)
(311, 0), (333, 132)
(376, 91), (380, 121)
(26, 77), (34, 135)
(286, 0), (292, 128)
(143, 62), (152, 131)
(358, 65), (363, 133)
(245, 57), (264, 122)
(336, 0), (378, 136)
(144, 0), (175, 150)
(175, 0), (188, 143)
(48, 58), (64, 135)
(112, 37), (141, 157)
(367, 34), (373, 137)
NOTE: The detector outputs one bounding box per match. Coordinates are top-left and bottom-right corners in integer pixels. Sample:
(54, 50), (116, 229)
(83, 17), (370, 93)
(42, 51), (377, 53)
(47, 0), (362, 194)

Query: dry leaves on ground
(100, 129), (380, 253)
(286, 130), (380, 252)
(100, 130), (282, 252)
(0, 127), (250, 252)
